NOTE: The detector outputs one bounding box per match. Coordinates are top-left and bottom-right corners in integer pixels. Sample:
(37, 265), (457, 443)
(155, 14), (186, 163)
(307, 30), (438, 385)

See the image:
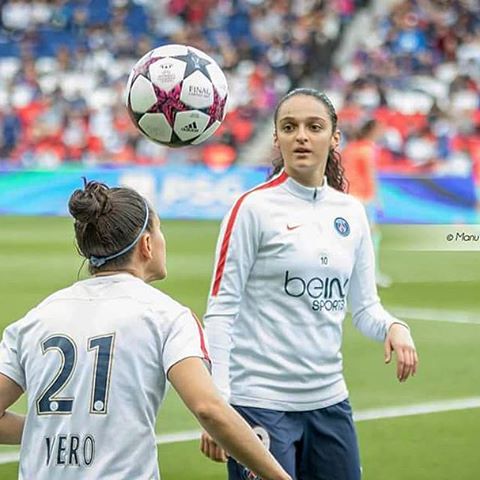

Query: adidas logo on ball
(181, 121), (199, 133)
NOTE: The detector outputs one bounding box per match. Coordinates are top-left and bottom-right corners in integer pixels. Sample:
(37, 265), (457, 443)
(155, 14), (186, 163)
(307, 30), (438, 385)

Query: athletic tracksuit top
(205, 171), (405, 411)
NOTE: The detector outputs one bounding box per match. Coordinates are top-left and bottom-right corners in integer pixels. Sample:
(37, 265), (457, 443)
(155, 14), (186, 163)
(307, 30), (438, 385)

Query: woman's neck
(286, 168), (325, 188)
(94, 268), (139, 279)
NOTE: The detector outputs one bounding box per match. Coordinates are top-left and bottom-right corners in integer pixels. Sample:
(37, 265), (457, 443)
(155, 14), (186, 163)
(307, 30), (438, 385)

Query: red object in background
(186, 0), (214, 24)
(342, 139), (376, 202)
(466, 136), (480, 185)
(168, 0), (187, 15)
(472, 109), (480, 127)
(221, 109), (255, 145)
(338, 104), (363, 125)
(168, 0), (216, 23)
(203, 142), (236, 170)
(16, 100), (46, 130)
(35, 139), (66, 161)
(230, 117), (254, 145)
(374, 108), (427, 139)
(215, 109), (255, 146)
(114, 108), (137, 134)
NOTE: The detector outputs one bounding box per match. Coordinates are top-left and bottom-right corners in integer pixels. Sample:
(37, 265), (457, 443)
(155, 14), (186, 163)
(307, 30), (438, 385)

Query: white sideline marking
(389, 306), (480, 325)
(1, 397), (479, 466)
(155, 430), (201, 445)
(0, 452), (19, 465)
(353, 397), (480, 421)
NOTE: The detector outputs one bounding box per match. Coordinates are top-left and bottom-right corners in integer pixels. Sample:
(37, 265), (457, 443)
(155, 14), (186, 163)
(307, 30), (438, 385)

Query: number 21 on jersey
(36, 333), (115, 415)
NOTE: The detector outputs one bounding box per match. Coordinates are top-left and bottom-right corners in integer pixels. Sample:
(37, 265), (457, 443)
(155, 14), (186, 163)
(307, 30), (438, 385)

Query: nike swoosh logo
(287, 224), (302, 231)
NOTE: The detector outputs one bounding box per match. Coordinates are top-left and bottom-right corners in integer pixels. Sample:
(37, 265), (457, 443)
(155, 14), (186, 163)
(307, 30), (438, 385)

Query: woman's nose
(295, 125), (308, 142)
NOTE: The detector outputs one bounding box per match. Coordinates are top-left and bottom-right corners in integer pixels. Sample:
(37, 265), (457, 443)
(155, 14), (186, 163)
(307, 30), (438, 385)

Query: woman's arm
(169, 357), (291, 480)
(204, 198), (261, 397)
(348, 204), (418, 381)
(0, 373), (24, 444)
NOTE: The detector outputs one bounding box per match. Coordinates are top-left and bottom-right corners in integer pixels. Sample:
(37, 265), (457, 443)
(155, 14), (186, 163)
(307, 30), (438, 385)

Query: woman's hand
(200, 430), (228, 462)
(384, 323), (418, 382)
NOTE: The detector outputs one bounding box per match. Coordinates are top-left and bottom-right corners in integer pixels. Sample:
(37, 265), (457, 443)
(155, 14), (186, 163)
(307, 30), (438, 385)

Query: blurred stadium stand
(0, 0), (359, 169)
(0, 0), (478, 188)
(327, 0), (480, 185)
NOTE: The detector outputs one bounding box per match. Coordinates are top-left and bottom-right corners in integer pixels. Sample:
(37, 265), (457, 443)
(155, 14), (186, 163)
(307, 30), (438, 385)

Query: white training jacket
(0, 273), (209, 480)
(205, 171), (405, 411)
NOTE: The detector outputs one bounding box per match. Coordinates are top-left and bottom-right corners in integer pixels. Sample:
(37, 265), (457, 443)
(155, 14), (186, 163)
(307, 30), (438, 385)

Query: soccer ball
(126, 44), (228, 147)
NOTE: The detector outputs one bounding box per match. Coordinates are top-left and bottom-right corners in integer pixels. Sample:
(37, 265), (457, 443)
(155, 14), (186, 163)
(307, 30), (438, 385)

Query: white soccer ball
(126, 44), (228, 147)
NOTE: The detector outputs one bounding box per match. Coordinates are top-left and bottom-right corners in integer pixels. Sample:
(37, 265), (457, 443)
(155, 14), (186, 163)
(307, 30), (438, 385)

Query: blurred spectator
(404, 126), (438, 169)
(342, 119), (392, 287)
(2, 0), (32, 32)
(321, 0), (480, 183)
(0, 104), (21, 161)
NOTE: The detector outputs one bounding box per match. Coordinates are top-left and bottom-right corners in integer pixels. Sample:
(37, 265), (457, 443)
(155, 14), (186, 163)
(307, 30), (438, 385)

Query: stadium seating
(0, 0), (478, 182)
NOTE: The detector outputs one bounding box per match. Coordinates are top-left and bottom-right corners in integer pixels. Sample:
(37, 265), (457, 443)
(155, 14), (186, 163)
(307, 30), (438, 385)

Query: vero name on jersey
(45, 434), (95, 467)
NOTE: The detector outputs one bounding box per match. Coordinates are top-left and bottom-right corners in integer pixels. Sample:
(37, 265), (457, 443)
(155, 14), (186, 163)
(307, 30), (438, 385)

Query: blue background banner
(0, 166), (269, 219)
(378, 175), (478, 224)
(0, 167), (478, 223)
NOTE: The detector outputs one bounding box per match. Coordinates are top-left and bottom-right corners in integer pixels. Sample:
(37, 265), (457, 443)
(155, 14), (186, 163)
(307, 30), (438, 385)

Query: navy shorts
(228, 399), (361, 480)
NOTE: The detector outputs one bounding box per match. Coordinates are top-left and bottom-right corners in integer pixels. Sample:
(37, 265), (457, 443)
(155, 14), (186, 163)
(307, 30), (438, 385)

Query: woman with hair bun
(0, 180), (291, 480)
(201, 88), (418, 479)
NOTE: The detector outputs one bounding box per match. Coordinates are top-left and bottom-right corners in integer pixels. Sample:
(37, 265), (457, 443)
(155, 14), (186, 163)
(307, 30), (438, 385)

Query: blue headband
(89, 199), (150, 268)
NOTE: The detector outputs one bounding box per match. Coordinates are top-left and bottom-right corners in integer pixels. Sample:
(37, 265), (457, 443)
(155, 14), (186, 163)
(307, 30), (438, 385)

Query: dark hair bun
(68, 180), (113, 224)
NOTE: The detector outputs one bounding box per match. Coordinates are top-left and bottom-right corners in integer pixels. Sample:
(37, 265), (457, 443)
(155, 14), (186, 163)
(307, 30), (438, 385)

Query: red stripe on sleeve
(211, 171), (288, 296)
(190, 311), (210, 363)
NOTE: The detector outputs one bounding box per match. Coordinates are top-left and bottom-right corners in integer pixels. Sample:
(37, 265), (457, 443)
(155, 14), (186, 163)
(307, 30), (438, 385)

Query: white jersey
(205, 171), (405, 411)
(0, 273), (209, 480)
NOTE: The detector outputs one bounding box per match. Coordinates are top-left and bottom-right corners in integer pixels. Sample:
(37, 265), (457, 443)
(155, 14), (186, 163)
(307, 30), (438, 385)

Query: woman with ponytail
(0, 180), (291, 480)
(201, 88), (418, 479)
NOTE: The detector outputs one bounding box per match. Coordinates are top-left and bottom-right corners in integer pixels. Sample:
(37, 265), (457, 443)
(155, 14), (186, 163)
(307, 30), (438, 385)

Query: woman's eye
(310, 124), (322, 131)
(282, 124), (294, 132)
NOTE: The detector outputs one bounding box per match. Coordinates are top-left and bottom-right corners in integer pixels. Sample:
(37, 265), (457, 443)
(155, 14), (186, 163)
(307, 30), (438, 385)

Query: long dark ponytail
(270, 88), (347, 193)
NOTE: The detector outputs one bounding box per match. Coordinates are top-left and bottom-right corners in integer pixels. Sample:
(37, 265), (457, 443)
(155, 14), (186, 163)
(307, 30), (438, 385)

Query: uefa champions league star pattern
(126, 44), (228, 147)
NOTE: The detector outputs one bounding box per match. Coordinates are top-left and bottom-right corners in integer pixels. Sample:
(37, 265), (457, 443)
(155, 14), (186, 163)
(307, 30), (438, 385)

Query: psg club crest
(241, 426), (270, 479)
(334, 217), (350, 237)
(242, 468), (260, 480)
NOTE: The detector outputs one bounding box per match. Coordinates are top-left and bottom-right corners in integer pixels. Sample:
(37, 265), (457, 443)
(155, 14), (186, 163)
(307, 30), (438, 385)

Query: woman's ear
(273, 131), (279, 150)
(331, 129), (341, 150)
(139, 233), (153, 260)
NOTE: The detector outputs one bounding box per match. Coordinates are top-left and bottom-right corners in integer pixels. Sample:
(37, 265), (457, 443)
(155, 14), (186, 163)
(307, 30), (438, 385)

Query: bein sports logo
(284, 270), (348, 312)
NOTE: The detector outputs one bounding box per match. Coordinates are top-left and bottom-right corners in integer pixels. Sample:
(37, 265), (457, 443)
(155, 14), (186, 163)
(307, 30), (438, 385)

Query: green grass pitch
(0, 216), (479, 479)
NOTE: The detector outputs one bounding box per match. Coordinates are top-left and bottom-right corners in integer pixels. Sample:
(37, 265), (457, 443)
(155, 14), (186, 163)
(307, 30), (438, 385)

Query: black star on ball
(176, 49), (212, 79)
